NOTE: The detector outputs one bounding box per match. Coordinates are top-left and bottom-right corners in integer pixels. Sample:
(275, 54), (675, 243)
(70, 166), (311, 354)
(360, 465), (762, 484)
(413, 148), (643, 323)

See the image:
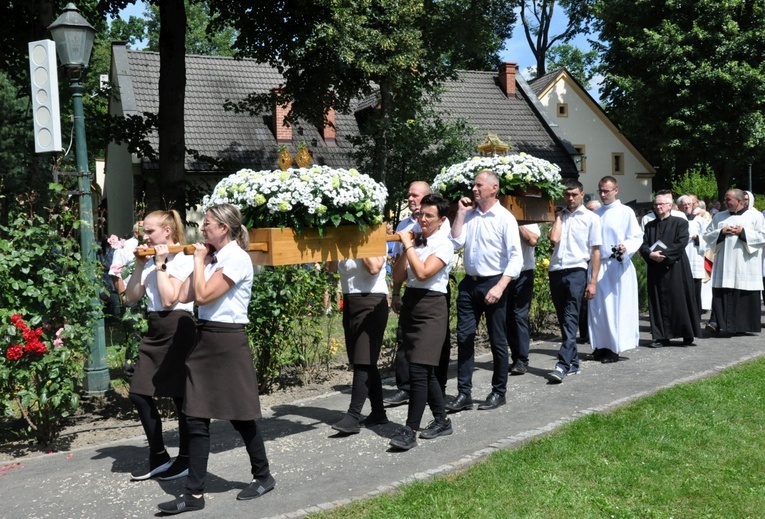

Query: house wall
(539, 78), (653, 203)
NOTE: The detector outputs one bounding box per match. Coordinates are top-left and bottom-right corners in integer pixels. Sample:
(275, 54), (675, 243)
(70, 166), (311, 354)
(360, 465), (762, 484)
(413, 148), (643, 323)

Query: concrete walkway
(3, 314), (764, 519)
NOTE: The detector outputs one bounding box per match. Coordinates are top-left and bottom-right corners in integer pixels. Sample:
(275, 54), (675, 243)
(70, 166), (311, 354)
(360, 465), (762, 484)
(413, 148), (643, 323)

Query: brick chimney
(498, 62), (517, 97)
(273, 88), (292, 144)
(322, 106), (336, 144)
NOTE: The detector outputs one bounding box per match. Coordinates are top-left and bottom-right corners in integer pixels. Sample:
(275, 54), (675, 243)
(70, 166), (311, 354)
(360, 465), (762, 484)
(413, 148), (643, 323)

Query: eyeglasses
(598, 188), (615, 194)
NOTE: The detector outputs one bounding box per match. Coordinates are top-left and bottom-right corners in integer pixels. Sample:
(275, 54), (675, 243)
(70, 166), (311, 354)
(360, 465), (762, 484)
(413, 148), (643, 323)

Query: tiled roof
(439, 71), (577, 176)
(121, 49), (576, 176)
(125, 50), (358, 172)
(527, 69), (563, 96)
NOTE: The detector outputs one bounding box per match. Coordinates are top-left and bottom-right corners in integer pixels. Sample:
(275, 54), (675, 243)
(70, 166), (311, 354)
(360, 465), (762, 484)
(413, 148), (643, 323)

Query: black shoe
(445, 393), (472, 412)
(477, 392), (506, 410)
(157, 494), (205, 514)
(509, 362), (528, 375)
(646, 340), (665, 348)
(132, 451), (172, 481)
(591, 348), (608, 360)
(383, 390), (410, 406)
(705, 322), (718, 334)
(362, 410), (389, 427)
(601, 350), (620, 364)
(331, 414), (360, 434)
(157, 455), (190, 481)
(389, 426), (417, 450)
(683, 337), (695, 346)
(237, 474), (276, 500)
(420, 418), (453, 440)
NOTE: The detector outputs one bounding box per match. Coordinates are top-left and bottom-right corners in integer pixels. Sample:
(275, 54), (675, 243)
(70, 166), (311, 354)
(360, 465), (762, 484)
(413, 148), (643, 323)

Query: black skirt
(130, 311), (196, 398)
(343, 293), (388, 365)
(183, 321), (262, 421)
(400, 288), (448, 366)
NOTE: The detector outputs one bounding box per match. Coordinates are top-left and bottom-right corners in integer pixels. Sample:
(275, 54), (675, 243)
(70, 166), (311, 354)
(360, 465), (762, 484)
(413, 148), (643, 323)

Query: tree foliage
(546, 43), (599, 90)
(208, 0), (515, 184)
(518, 0), (595, 77)
(595, 0), (765, 196)
(143, 1), (236, 56)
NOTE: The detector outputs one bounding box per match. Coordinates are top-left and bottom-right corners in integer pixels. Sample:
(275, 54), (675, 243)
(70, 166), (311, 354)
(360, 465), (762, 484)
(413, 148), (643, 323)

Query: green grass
(313, 357), (765, 518)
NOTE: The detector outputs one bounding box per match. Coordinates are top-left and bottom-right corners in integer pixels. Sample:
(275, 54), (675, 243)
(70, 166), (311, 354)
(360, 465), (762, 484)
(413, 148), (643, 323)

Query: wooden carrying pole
(135, 233), (406, 258)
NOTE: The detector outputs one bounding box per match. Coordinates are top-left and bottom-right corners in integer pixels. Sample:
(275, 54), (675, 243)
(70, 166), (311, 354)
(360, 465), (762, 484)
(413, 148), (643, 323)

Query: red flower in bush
(6, 345), (23, 361)
(10, 314), (23, 325)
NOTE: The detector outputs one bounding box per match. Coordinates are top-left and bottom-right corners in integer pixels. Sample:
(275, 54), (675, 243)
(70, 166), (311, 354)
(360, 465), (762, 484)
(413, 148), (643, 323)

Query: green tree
(518, 0), (595, 77)
(595, 0), (765, 196)
(546, 43), (599, 90)
(144, 1), (236, 56)
(208, 0), (515, 185)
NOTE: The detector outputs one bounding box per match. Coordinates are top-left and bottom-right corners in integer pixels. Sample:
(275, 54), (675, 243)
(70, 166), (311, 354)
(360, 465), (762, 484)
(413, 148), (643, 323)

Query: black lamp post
(49, 3), (109, 396)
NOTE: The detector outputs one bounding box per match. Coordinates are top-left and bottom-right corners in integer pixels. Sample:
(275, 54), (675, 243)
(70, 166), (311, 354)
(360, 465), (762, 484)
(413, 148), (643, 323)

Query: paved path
(3, 315), (764, 519)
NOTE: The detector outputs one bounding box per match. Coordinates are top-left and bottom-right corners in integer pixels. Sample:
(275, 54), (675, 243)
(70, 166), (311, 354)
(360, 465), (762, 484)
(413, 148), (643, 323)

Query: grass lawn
(313, 357), (765, 518)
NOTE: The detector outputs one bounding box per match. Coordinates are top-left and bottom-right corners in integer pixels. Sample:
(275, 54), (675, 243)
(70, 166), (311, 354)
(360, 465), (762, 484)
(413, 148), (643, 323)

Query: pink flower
(54, 328), (64, 347)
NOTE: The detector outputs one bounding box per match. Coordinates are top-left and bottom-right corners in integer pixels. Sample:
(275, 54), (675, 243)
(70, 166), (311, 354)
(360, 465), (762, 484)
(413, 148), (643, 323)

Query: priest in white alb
(703, 189), (765, 335)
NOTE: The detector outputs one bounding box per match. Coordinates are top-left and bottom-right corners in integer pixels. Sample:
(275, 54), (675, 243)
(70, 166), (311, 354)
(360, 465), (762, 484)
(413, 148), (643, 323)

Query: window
(612, 152), (624, 175)
(557, 103), (568, 117)
(573, 145), (586, 173)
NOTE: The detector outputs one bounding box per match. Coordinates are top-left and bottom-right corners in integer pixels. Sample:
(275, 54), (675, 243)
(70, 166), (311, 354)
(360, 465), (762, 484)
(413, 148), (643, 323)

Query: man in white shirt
(506, 224), (540, 375)
(446, 170), (522, 412)
(678, 194), (711, 319)
(547, 179), (601, 382)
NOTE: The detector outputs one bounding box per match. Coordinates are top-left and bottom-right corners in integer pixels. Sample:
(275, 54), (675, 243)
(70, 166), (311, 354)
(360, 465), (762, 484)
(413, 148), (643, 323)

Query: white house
(529, 69), (655, 203)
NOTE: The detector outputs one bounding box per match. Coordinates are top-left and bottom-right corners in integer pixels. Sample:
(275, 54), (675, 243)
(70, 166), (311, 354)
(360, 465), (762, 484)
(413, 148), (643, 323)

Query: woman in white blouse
(389, 194), (454, 451)
(329, 256), (389, 434)
(124, 210), (195, 481)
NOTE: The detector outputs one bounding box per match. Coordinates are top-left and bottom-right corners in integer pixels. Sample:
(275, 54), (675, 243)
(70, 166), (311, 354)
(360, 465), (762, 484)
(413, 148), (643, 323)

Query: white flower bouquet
(432, 153), (565, 201)
(203, 165), (388, 234)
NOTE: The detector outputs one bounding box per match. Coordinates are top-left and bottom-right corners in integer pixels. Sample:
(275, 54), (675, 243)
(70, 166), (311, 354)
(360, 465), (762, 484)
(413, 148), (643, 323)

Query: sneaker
(509, 362), (528, 375)
(131, 451), (172, 481)
(331, 414), (361, 434)
(568, 366), (581, 376)
(389, 426), (417, 450)
(157, 494), (204, 514)
(419, 419), (453, 440)
(157, 455), (189, 481)
(548, 366), (566, 383)
(236, 474), (276, 500)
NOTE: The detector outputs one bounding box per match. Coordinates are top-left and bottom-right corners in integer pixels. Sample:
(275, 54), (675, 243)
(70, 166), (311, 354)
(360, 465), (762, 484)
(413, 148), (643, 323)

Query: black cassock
(639, 215), (701, 341)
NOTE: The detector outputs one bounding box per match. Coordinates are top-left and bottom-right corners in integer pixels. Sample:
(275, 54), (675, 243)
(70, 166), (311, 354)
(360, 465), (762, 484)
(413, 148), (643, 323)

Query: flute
(135, 232), (410, 257)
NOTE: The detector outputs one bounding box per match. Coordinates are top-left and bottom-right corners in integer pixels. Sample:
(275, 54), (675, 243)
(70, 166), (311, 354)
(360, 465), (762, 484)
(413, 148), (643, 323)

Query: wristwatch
(156, 261), (167, 271)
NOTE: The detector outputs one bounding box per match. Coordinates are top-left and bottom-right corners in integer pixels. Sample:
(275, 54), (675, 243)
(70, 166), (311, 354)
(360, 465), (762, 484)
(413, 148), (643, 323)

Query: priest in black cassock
(639, 190), (701, 347)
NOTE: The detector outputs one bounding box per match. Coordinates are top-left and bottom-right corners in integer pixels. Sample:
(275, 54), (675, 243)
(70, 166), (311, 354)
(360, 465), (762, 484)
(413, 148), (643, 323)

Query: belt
(550, 267), (586, 274)
(465, 274), (500, 281)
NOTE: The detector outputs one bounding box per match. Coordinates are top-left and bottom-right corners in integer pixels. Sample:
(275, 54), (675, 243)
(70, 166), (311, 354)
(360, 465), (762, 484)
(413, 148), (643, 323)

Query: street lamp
(49, 3), (109, 396)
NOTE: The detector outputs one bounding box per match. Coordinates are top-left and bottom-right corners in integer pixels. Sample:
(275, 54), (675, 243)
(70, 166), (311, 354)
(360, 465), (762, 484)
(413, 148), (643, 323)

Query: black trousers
(186, 416), (270, 495)
(406, 363), (446, 430)
(129, 393), (188, 457)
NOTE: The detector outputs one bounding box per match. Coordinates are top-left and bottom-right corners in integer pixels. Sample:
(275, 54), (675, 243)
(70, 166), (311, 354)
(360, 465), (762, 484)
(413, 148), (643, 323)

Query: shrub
(247, 265), (340, 393)
(0, 186), (103, 445)
(529, 225), (557, 336)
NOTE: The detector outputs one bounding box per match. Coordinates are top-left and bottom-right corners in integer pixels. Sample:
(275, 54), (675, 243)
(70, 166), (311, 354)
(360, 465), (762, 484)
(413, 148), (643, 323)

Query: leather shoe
(601, 350), (620, 363)
(445, 393), (472, 412)
(478, 392), (506, 410)
(384, 389), (410, 406)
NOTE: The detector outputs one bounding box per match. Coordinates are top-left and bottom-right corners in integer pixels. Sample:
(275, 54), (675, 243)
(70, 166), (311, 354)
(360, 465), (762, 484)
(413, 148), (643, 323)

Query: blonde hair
(206, 204), (250, 250)
(145, 210), (186, 244)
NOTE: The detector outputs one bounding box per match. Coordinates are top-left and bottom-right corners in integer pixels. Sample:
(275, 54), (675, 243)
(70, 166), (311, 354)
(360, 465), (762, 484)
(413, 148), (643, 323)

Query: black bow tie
(414, 233), (427, 247)
(210, 253), (218, 264)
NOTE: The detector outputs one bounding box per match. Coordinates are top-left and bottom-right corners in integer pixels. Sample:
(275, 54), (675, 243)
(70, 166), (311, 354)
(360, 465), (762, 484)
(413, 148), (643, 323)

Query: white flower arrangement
(202, 165), (388, 234)
(432, 153), (565, 201)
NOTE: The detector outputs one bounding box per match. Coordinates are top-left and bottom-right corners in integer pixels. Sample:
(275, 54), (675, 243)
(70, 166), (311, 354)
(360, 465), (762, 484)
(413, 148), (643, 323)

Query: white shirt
(109, 236), (139, 282)
(392, 216), (419, 257)
(406, 231), (454, 293)
(549, 205), (602, 272)
(197, 241), (253, 323)
(338, 258), (389, 294)
(451, 201), (522, 278)
(141, 252), (195, 313)
(520, 224), (541, 272)
(685, 216), (710, 279)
